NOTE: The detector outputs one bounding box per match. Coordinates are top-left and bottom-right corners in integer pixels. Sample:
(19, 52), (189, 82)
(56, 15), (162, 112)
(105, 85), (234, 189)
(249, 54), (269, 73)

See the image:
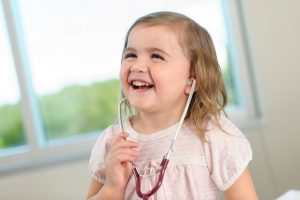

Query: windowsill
(0, 115), (266, 175)
(0, 132), (100, 175)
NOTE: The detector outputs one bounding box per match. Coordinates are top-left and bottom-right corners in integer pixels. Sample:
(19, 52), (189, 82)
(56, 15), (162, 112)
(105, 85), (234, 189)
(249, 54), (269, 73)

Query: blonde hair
(121, 11), (227, 140)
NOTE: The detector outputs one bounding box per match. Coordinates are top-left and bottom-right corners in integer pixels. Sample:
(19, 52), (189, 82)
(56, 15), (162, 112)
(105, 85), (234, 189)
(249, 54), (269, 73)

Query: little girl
(87, 11), (258, 200)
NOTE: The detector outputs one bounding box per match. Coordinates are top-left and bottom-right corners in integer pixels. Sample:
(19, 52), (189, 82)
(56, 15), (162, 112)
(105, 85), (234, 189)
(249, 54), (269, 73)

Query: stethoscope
(118, 78), (196, 200)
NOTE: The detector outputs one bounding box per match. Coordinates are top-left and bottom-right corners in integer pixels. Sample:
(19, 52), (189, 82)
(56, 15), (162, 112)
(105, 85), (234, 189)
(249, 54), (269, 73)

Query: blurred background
(0, 0), (299, 199)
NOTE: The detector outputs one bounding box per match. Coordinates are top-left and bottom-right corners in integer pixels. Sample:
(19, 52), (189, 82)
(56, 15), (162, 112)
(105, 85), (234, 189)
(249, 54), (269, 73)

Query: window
(0, 2), (25, 152)
(0, 0), (263, 173)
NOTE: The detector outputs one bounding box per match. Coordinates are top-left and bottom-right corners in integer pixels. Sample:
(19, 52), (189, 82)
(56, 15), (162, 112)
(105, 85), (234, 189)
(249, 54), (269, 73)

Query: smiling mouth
(131, 80), (154, 89)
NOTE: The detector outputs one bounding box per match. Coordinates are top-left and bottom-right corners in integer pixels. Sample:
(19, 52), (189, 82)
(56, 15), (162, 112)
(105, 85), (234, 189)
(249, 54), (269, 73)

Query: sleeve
(88, 126), (114, 183)
(203, 116), (253, 191)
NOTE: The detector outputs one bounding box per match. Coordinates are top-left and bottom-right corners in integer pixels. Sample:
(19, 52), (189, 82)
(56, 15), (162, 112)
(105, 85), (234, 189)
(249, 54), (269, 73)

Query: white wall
(242, 0), (300, 199)
(0, 1), (300, 199)
(0, 161), (89, 200)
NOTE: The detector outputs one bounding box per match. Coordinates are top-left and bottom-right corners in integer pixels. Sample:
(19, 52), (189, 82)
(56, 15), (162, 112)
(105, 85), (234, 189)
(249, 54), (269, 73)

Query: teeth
(132, 81), (152, 87)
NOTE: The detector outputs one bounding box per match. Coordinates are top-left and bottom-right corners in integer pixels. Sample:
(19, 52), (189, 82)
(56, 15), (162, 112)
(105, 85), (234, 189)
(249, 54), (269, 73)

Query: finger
(111, 140), (139, 152)
(111, 132), (129, 146)
(111, 148), (140, 158)
(123, 161), (134, 173)
(107, 148), (139, 163)
(110, 152), (140, 163)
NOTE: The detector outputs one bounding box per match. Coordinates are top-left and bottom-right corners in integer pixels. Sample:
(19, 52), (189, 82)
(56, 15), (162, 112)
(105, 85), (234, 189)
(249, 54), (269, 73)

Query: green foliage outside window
(0, 69), (236, 149)
(0, 79), (120, 149)
(0, 103), (25, 148)
(222, 66), (237, 105)
(40, 79), (120, 140)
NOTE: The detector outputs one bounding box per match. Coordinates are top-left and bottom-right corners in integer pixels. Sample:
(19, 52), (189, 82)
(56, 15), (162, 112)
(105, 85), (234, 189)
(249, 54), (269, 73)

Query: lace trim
(124, 120), (180, 141)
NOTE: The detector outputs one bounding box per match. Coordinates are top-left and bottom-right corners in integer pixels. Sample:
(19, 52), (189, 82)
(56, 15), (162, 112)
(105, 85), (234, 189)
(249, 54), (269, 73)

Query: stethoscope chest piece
(133, 157), (169, 199)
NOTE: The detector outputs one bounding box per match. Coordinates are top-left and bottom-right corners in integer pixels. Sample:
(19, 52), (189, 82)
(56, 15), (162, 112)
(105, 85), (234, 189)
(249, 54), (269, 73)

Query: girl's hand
(105, 132), (140, 193)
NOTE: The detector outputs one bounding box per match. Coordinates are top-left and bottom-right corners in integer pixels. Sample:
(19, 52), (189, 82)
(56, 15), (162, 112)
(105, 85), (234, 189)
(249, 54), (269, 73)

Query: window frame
(222, 0), (265, 129)
(0, 0), (265, 174)
(0, 0), (97, 173)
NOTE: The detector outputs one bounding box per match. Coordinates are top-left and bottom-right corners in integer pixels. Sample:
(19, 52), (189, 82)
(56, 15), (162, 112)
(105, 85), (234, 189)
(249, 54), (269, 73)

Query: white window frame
(0, 0), (265, 174)
(0, 0), (97, 173)
(222, 0), (265, 129)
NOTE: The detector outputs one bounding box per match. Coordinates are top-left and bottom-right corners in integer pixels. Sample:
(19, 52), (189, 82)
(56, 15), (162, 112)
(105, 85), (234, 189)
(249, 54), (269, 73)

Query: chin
(129, 100), (152, 112)
(130, 102), (147, 110)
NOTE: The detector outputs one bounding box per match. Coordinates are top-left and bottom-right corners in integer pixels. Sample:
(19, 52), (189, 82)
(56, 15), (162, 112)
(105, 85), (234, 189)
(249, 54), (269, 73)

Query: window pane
(0, 5), (26, 150)
(18, 0), (238, 141)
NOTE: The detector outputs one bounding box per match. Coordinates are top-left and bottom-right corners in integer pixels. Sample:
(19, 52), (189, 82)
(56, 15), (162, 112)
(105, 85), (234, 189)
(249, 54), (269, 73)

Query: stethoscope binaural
(118, 78), (196, 200)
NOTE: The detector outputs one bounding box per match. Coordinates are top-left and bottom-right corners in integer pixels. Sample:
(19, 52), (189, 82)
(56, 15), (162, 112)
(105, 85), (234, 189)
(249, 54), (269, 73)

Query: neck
(132, 101), (186, 134)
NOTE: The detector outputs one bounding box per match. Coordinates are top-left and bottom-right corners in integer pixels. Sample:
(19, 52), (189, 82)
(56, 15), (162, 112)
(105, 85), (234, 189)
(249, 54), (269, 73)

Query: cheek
(157, 69), (189, 95)
(119, 64), (130, 91)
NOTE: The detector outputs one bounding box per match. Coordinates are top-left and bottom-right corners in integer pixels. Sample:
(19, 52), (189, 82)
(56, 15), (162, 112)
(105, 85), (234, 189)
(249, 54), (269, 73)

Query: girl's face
(120, 25), (191, 115)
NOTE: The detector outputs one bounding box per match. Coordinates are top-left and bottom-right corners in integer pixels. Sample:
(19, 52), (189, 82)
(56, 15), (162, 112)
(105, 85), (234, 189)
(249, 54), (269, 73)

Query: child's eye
(151, 53), (164, 60)
(124, 53), (137, 60)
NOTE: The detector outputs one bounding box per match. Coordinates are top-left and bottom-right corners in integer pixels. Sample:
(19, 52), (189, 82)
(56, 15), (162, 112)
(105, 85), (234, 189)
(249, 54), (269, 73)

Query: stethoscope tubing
(118, 79), (196, 199)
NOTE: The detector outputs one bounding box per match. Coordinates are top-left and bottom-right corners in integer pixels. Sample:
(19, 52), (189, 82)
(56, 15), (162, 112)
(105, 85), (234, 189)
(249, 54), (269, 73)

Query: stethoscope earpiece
(186, 78), (195, 86)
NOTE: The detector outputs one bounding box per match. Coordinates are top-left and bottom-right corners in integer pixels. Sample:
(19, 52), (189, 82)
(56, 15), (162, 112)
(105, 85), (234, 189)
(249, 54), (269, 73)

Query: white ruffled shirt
(89, 116), (252, 200)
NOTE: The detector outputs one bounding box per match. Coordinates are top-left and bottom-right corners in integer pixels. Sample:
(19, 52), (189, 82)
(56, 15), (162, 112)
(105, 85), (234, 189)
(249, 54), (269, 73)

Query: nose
(130, 57), (148, 72)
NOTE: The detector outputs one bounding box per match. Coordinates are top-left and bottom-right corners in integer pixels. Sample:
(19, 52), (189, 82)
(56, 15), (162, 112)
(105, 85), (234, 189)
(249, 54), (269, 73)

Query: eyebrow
(124, 47), (170, 57)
